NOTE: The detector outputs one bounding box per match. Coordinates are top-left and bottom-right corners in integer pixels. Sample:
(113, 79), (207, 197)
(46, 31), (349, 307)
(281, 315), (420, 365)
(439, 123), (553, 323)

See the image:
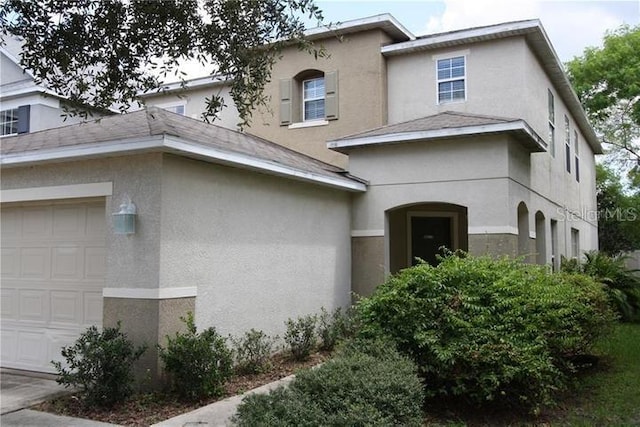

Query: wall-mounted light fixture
(112, 197), (137, 235)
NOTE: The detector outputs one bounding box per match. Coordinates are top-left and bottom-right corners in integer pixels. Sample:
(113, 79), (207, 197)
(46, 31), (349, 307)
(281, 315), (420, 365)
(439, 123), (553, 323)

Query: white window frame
(435, 55), (467, 105)
(1, 108), (19, 137)
(548, 90), (555, 157)
(564, 115), (571, 173)
(302, 76), (325, 122)
(574, 130), (580, 182)
(156, 101), (187, 116)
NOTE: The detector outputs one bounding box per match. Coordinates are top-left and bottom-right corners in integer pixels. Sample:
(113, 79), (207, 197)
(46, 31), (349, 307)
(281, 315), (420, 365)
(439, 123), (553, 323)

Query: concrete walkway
(152, 374), (295, 427)
(0, 372), (69, 415)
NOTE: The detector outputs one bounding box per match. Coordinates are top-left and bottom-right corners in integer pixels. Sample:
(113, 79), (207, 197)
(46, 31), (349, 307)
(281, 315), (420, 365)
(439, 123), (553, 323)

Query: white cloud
(423, 0), (629, 61)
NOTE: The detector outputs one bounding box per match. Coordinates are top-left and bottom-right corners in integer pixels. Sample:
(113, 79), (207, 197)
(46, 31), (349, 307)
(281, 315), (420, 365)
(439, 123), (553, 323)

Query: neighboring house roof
(380, 19), (602, 155)
(138, 74), (229, 98)
(327, 111), (547, 153)
(0, 107), (365, 192)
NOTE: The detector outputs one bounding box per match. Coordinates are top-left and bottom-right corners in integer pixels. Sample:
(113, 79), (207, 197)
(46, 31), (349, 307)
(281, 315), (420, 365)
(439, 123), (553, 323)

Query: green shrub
(233, 338), (424, 426)
(562, 251), (640, 321)
(158, 312), (232, 401)
(232, 329), (275, 374)
(317, 306), (358, 351)
(52, 323), (146, 407)
(357, 254), (615, 411)
(283, 314), (317, 361)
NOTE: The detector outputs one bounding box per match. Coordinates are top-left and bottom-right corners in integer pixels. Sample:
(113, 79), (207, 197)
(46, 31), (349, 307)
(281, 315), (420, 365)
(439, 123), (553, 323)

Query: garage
(1, 198), (106, 373)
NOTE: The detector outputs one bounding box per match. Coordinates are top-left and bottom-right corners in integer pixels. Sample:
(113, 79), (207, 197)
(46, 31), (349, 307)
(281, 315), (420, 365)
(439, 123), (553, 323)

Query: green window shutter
(280, 78), (293, 126)
(324, 70), (338, 120)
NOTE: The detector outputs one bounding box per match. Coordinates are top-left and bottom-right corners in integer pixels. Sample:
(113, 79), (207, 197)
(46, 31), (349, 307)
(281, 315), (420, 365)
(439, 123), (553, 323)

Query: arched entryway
(387, 202), (468, 273)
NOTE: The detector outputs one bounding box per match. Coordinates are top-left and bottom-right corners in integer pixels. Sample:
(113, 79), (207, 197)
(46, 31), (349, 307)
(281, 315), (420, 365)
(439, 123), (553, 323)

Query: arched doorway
(387, 202), (468, 273)
(517, 202), (530, 260)
(535, 211), (546, 265)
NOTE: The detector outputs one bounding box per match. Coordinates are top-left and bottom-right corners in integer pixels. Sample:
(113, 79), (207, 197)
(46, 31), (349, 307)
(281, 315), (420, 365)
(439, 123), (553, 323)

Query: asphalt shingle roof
(337, 111), (520, 140)
(1, 107), (352, 184)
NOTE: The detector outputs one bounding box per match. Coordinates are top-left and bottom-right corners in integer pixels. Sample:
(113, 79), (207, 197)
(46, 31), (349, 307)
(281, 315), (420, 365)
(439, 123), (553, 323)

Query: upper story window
(303, 77), (325, 121)
(574, 130), (580, 182)
(1, 108), (19, 136)
(157, 103), (186, 115)
(280, 70), (338, 127)
(548, 90), (555, 157)
(1, 105), (30, 136)
(564, 115), (571, 173)
(437, 56), (466, 103)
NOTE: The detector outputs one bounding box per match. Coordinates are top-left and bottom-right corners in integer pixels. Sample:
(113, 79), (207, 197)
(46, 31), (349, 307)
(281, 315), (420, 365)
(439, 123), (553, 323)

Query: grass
(423, 323), (640, 426)
(555, 323), (640, 426)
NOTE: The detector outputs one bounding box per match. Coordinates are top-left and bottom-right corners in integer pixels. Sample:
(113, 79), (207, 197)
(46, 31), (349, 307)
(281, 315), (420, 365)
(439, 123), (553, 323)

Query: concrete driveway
(0, 371), (68, 415)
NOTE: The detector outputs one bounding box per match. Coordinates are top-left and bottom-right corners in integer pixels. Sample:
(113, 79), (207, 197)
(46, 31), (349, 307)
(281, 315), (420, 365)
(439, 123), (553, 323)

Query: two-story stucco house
(1, 14), (601, 379)
(0, 37), (110, 137)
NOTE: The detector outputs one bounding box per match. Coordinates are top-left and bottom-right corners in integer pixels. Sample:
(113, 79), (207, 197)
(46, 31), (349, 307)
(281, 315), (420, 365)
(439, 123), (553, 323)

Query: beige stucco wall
(159, 154), (352, 339)
(142, 84), (240, 131)
(245, 30), (394, 168)
(384, 35), (599, 257)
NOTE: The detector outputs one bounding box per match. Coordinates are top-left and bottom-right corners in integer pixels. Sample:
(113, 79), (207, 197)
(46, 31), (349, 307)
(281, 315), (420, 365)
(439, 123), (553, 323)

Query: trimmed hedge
(357, 254), (615, 411)
(233, 338), (424, 426)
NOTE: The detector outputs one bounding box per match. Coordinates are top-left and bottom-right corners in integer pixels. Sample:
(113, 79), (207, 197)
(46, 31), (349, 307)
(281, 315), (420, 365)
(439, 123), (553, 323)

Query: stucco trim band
(351, 229), (385, 237)
(469, 226), (519, 235)
(103, 287), (198, 299)
(1, 182), (113, 203)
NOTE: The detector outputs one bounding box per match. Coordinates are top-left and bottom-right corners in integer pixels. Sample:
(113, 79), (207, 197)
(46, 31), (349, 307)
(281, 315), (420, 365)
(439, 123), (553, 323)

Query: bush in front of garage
(52, 322), (146, 407)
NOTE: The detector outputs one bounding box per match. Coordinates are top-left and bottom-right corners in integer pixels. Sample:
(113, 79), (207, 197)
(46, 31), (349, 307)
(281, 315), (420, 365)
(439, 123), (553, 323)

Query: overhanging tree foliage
(567, 25), (640, 184)
(0, 0), (325, 127)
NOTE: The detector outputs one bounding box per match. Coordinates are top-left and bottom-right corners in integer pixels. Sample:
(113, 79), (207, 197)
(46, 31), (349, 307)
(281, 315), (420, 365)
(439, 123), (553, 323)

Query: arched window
(279, 70), (338, 125)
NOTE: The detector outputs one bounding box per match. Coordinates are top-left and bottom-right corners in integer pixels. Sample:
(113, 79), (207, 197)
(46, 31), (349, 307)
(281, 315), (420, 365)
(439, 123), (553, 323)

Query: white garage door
(1, 199), (106, 373)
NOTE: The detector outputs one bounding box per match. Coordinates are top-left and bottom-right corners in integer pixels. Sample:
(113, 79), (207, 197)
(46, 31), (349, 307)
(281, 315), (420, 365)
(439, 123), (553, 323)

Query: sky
(311, 0), (639, 62)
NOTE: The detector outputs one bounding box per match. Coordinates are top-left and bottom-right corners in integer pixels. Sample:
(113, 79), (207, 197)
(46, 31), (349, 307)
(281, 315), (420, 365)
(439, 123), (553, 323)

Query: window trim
(436, 55), (467, 105)
(1, 108), (19, 137)
(302, 76), (325, 122)
(564, 115), (571, 173)
(548, 90), (555, 157)
(574, 130), (580, 182)
(156, 101), (187, 115)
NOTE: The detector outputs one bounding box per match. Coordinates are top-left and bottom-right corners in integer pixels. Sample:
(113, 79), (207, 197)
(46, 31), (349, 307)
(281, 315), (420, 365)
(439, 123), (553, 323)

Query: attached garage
(1, 198), (106, 373)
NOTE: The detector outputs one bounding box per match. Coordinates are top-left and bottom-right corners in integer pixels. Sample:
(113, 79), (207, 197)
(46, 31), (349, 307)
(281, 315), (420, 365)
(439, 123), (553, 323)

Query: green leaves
(357, 254), (616, 412)
(567, 25), (640, 174)
(51, 323), (146, 408)
(0, 0), (325, 127)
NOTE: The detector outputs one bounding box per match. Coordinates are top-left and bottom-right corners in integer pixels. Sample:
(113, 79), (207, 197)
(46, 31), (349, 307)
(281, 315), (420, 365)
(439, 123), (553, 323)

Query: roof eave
(1, 135), (366, 193)
(305, 13), (415, 42)
(327, 120), (547, 153)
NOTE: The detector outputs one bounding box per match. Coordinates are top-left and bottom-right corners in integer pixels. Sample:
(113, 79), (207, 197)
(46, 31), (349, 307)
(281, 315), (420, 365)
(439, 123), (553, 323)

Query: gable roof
(327, 111), (547, 153)
(1, 107), (366, 192)
(380, 19), (602, 155)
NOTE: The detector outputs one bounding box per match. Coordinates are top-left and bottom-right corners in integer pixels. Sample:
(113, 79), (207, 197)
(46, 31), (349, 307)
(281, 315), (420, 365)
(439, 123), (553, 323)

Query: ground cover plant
(233, 338), (424, 426)
(357, 254), (616, 412)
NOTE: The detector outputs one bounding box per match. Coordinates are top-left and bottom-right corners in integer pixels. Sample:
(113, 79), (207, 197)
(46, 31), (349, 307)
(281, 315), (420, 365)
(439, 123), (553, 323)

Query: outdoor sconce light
(112, 198), (137, 235)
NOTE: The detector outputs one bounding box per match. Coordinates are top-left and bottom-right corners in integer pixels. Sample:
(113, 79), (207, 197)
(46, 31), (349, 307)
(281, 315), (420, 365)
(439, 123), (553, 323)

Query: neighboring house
(0, 14), (602, 380)
(0, 37), (110, 136)
(139, 74), (240, 129)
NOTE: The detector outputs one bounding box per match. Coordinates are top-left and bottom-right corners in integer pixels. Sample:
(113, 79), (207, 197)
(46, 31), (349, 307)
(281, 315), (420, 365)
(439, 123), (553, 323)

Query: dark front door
(410, 216), (452, 266)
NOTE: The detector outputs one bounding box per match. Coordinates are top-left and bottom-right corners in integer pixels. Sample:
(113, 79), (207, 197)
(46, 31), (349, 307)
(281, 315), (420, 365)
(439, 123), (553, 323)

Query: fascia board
(2, 134), (366, 193)
(163, 136), (366, 192)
